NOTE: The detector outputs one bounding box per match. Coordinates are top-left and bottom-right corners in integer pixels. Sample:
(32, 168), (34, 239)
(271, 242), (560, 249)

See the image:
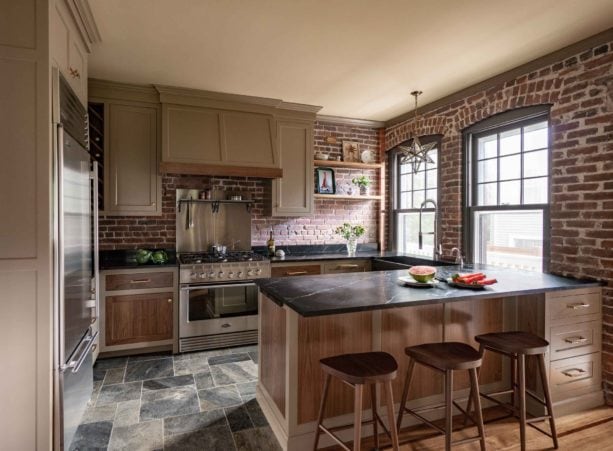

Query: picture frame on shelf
(342, 141), (360, 162)
(316, 168), (336, 194)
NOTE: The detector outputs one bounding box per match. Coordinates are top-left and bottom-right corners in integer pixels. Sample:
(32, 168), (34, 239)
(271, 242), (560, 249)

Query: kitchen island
(255, 266), (603, 450)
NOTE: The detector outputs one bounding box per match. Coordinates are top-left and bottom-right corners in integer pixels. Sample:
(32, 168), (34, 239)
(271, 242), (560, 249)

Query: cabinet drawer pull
(566, 302), (590, 310)
(221, 323), (231, 328)
(286, 271), (308, 276)
(563, 336), (587, 344)
(91, 344), (97, 353)
(130, 278), (151, 284)
(167, 298), (172, 303)
(337, 264), (359, 269)
(561, 368), (587, 378)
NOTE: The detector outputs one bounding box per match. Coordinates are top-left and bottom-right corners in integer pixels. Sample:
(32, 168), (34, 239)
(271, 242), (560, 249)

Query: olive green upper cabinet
(271, 120), (314, 216)
(105, 103), (161, 216)
(51, 0), (90, 106)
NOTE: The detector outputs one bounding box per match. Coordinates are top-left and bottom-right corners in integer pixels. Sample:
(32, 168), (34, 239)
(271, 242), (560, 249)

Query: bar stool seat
(476, 331), (549, 355)
(320, 351), (398, 384)
(398, 342), (487, 451)
(406, 342), (482, 371)
(468, 331), (558, 451)
(314, 352), (400, 451)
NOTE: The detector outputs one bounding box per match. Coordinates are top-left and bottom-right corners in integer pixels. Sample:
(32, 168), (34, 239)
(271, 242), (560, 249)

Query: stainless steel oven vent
(179, 330), (258, 353)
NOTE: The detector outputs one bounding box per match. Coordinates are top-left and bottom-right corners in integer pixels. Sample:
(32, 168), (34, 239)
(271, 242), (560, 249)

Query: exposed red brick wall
(385, 41), (613, 404)
(99, 120), (382, 250)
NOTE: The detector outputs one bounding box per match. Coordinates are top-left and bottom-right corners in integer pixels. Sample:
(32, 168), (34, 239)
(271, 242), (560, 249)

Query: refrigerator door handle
(61, 330), (99, 374)
(56, 122), (66, 367)
(90, 162), (100, 321)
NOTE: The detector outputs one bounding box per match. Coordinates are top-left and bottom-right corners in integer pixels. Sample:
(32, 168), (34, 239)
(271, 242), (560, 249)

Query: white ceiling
(87, 0), (613, 121)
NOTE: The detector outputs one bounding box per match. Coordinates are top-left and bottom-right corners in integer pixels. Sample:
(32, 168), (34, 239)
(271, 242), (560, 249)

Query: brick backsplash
(99, 121), (382, 251)
(385, 40), (613, 405)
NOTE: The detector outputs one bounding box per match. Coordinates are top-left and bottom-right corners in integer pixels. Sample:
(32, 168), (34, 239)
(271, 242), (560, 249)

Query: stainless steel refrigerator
(52, 69), (99, 450)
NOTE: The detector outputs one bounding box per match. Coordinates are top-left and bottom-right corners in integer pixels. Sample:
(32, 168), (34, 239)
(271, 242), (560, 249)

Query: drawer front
(105, 271), (175, 291)
(271, 264), (321, 278)
(323, 260), (370, 274)
(547, 291), (601, 321)
(550, 353), (601, 400)
(550, 320), (601, 361)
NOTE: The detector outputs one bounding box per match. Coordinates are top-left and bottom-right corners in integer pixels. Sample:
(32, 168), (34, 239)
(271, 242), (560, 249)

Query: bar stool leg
(510, 355), (517, 413)
(370, 384), (379, 450)
(397, 358), (415, 431)
(464, 344), (483, 427)
(469, 368), (487, 451)
(384, 380), (400, 451)
(313, 374), (331, 451)
(444, 369), (453, 451)
(354, 384), (364, 451)
(538, 354), (559, 449)
(518, 354), (527, 451)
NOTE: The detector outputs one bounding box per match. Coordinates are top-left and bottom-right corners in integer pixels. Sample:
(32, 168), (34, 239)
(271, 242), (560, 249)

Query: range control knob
(190, 272), (197, 278)
(218, 271), (225, 278)
(208, 271), (216, 278)
(237, 271), (243, 278)
(255, 268), (262, 275)
(228, 271), (235, 279)
(199, 272), (206, 279)
(247, 269), (254, 277)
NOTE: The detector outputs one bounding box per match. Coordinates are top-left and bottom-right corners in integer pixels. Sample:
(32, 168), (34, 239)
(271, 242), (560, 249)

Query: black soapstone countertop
(255, 264), (602, 317)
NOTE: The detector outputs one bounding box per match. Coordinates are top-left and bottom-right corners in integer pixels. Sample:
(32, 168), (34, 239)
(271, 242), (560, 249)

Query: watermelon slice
(408, 265), (437, 283)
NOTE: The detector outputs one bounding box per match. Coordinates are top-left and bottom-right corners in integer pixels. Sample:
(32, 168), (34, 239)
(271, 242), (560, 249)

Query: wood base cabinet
(105, 292), (173, 346)
(100, 267), (178, 353)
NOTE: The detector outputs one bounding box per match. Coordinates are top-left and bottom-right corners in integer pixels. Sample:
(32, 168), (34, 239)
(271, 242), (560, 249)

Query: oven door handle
(180, 282), (257, 291)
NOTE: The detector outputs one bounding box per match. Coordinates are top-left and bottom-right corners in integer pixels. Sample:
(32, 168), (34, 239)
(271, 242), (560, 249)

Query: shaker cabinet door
(105, 103), (161, 215)
(272, 120), (314, 216)
(105, 292), (173, 346)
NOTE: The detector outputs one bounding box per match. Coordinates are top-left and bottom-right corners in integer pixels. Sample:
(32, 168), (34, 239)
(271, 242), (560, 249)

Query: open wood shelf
(314, 193), (382, 201)
(314, 159), (382, 170)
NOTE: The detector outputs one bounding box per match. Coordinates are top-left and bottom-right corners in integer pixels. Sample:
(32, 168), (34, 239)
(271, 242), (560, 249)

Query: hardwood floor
(323, 405), (613, 450)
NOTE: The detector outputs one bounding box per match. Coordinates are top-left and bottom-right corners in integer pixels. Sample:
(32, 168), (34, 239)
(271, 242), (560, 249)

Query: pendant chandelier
(398, 90), (436, 174)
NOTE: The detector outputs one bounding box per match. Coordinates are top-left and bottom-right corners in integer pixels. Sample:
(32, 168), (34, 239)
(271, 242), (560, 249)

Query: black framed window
(390, 136), (440, 256)
(464, 106), (551, 272)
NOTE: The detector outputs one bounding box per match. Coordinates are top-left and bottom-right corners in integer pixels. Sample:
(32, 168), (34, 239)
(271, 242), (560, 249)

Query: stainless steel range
(176, 189), (270, 352)
(178, 251), (270, 352)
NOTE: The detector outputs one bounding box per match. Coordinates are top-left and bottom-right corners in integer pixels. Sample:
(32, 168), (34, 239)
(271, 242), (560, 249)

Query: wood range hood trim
(159, 161), (283, 179)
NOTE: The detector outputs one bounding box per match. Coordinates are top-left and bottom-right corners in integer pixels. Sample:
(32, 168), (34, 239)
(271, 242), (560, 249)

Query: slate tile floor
(71, 346), (281, 451)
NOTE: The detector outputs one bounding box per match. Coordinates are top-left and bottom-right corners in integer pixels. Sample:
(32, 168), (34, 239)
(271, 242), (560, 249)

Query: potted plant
(352, 175), (371, 196)
(335, 223), (366, 256)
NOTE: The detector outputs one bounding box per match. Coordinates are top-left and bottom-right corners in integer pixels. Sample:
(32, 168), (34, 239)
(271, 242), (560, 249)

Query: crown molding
(317, 114), (385, 129)
(88, 78), (159, 104)
(385, 27), (613, 128)
(64, 0), (101, 51)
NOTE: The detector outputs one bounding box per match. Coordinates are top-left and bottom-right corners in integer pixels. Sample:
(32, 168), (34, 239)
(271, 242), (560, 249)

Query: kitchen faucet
(451, 247), (464, 269)
(418, 199), (442, 260)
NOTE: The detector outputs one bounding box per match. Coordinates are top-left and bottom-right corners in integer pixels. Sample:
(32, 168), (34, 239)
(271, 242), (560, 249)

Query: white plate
(398, 276), (438, 288)
(360, 150), (376, 164)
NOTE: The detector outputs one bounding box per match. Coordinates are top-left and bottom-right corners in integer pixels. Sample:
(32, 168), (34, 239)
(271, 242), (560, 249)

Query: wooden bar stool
(397, 342), (486, 451)
(313, 351), (400, 451)
(466, 331), (558, 451)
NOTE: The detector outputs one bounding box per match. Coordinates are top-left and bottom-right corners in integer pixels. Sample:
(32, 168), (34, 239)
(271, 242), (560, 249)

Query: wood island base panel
(256, 267), (603, 451)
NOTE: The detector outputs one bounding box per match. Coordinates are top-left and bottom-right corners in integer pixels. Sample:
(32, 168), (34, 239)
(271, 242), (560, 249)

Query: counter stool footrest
(526, 415), (553, 424)
(401, 407), (446, 435)
(479, 392), (519, 415)
(410, 402), (448, 414)
(527, 422), (555, 438)
(318, 424), (352, 451)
